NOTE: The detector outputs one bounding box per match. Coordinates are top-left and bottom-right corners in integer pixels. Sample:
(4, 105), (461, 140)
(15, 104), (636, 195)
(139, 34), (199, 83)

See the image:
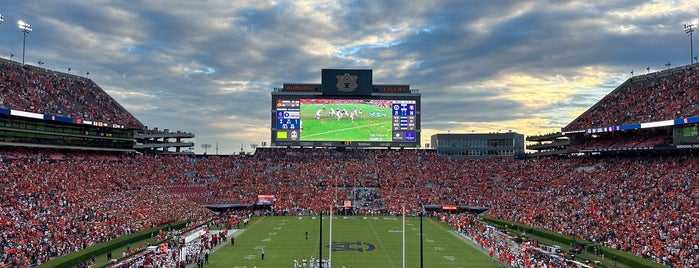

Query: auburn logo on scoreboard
(322, 69), (372, 96)
(336, 73), (358, 92)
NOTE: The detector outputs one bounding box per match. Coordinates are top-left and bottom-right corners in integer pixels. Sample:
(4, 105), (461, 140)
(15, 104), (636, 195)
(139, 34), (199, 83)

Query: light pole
(686, 23), (695, 64)
(17, 20), (32, 65)
(201, 143), (211, 155)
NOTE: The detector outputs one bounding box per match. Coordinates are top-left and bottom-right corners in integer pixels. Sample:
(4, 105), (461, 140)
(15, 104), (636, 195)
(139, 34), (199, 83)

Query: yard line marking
(301, 122), (391, 138)
(367, 217), (397, 267)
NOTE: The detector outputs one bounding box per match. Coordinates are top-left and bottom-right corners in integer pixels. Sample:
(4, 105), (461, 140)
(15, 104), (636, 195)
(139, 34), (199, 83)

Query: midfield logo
(336, 73), (358, 92)
(327, 241), (376, 252)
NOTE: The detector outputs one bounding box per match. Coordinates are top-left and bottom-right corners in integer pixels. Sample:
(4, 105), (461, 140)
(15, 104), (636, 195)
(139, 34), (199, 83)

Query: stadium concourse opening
(271, 69), (421, 149)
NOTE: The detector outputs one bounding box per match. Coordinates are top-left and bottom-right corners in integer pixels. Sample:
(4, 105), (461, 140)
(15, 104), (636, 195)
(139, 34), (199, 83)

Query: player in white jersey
(349, 110), (358, 122)
(315, 109), (323, 119)
(336, 109), (344, 120)
(353, 107), (363, 117)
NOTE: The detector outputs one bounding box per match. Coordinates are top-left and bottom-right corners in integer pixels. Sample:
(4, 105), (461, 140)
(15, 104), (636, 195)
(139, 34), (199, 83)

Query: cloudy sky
(0, 0), (696, 154)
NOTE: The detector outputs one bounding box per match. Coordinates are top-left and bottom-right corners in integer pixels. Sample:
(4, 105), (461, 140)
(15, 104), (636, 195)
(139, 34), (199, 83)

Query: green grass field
(300, 103), (393, 141)
(207, 216), (497, 268)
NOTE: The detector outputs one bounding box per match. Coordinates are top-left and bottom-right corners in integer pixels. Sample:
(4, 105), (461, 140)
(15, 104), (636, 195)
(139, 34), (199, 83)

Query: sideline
(185, 228), (246, 268)
(449, 230), (491, 255)
(183, 217), (265, 267)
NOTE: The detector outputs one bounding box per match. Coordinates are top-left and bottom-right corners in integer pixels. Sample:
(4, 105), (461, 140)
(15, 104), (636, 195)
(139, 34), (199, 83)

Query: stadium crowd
(439, 212), (592, 267)
(564, 66), (699, 132)
(0, 148), (696, 267)
(112, 220), (232, 268)
(0, 58), (143, 128)
(0, 149), (215, 267)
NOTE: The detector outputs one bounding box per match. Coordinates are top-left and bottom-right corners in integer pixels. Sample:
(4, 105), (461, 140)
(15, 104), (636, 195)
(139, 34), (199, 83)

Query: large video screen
(271, 96), (420, 148)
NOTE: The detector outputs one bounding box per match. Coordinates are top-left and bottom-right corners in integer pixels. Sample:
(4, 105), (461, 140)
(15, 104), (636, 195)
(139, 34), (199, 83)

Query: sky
(0, 0), (697, 154)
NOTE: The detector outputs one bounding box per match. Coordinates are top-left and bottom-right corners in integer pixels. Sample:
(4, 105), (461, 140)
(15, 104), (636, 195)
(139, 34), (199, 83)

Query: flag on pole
(402, 204), (406, 268)
(329, 203), (333, 268)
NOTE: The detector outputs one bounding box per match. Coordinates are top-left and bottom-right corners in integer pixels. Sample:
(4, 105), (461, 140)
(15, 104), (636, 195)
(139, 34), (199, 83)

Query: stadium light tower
(686, 23), (695, 64)
(0, 13), (4, 25)
(17, 20), (32, 65)
(201, 143), (211, 155)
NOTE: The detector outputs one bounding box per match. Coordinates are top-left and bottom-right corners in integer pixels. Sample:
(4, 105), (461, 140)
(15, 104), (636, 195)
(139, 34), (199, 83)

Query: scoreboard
(270, 69), (420, 148)
(276, 99), (300, 136)
(392, 101), (417, 141)
(271, 95), (420, 147)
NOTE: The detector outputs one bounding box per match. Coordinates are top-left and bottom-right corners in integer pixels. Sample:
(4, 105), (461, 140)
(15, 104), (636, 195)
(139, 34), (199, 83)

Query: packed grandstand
(0, 59), (698, 268)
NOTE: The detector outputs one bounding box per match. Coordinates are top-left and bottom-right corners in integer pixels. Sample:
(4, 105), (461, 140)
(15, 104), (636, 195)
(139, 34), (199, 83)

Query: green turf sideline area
(207, 215), (497, 268)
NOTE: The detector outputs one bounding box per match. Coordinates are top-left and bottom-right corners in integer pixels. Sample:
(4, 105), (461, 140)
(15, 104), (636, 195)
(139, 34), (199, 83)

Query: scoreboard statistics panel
(275, 99), (301, 140)
(271, 95), (420, 148)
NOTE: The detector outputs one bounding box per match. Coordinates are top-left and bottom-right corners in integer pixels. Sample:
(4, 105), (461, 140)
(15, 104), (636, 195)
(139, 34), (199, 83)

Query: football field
(300, 103), (393, 141)
(207, 216), (497, 268)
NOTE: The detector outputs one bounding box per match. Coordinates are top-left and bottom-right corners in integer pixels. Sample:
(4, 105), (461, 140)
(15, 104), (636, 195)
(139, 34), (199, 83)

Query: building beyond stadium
(431, 132), (525, 158)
